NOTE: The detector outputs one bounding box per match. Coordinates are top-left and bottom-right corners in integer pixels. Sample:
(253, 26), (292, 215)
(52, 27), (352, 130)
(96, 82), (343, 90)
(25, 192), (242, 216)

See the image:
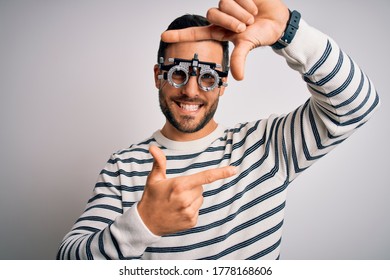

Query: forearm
(57, 203), (160, 260)
(57, 156), (161, 260)
(272, 18), (380, 180)
(274, 18), (380, 136)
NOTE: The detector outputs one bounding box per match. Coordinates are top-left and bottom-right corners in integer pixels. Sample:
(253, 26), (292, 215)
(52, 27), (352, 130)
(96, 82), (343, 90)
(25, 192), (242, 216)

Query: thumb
(230, 41), (252, 81)
(148, 145), (167, 182)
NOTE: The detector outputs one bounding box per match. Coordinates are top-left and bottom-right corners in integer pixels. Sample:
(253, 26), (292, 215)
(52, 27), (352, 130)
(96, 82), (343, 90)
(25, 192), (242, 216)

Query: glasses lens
(168, 66), (188, 88)
(171, 70), (187, 84)
(199, 70), (218, 91)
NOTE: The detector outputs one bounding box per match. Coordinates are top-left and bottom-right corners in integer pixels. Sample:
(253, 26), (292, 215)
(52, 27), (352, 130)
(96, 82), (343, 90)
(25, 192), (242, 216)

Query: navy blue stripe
(72, 226), (100, 233)
(120, 185), (144, 193)
(305, 49), (344, 86)
(167, 153), (232, 174)
(305, 40), (332, 76)
(231, 124), (266, 167)
(336, 75), (372, 117)
(199, 221), (284, 260)
(100, 169), (150, 178)
(98, 231), (111, 260)
(109, 225), (126, 260)
(310, 72), (365, 120)
(85, 204), (123, 214)
(308, 105), (346, 149)
(290, 105), (308, 174)
(86, 232), (97, 260)
(94, 182), (122, 190)
(102, 122), (264, 180)
(95, 182), (144, 193)
(333, 69), (364, 109)
(88, 193), (121, 204)
(167, 198), (285, 238)
(230, 120), (262, 151)
(70, 234), (89, 260)
(111, 122), (260, 164)
(226, 122), (250, 133)
(76, 216), (114, 225)
(308, 55), (355, 98)
(57, 240), (67, 260)
(201, 119), (279, 214)
(281, 115), (291, 181)
(117, 147), (150, 156)
(107, 225), (144, 259)
(147, 202), (285, 253)
(109, 157), (153, 165)
(122, 201), (136, 208)
(202, 120), (271, 199)
(59, 239), (72, 260)
(300, 101), (326, 161)
(75, 238), (82, 260)
(101, 125), (264, 179)
(247, 238), (282, 260)
(327, 92), (379, 127)
(66, 240), (76, 260)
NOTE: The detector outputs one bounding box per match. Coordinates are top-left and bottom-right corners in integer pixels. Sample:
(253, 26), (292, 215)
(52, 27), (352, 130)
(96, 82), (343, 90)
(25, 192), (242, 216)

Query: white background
(0, 0), (389, 259)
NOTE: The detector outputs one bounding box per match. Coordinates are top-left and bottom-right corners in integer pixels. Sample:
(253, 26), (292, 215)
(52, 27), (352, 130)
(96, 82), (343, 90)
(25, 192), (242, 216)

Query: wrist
(271, 10), (301, 50)
(136, 201), (162, 237)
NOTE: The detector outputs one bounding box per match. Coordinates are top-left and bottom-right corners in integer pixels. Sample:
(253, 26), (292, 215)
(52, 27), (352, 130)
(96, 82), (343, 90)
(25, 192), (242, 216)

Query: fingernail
(247, 16), (254, 25)
(237, 23), (246, 33)
(229, 166), (238, 175)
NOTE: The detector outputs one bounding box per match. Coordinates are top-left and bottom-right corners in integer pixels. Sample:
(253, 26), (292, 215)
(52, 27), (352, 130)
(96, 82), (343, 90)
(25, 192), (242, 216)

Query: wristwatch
(271, 10), (301, 50)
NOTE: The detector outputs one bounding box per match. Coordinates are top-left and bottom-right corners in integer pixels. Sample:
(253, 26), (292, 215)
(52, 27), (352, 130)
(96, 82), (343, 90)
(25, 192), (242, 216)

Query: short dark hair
(157, 14), (229, 72)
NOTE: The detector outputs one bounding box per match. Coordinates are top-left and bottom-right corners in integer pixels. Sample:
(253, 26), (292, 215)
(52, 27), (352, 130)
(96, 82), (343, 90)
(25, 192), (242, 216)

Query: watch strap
(271, 10), (301, 50)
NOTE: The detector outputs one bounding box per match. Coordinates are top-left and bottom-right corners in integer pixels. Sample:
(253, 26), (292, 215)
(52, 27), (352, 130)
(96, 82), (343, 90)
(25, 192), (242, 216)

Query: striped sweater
(57, 19), (380, 260)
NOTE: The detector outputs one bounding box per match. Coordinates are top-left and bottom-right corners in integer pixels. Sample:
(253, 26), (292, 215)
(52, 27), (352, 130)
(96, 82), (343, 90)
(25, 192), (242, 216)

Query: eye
(167, 66), (189, 87)
(172, 70), (186, 80)
(199, 72), (217, 87)
(200, 73), (213, 80)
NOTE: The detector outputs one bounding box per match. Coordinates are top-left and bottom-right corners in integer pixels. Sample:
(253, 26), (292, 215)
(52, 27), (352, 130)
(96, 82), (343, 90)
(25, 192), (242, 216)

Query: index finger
(181, 165), (237, 187)
(161, 25), (228, 43)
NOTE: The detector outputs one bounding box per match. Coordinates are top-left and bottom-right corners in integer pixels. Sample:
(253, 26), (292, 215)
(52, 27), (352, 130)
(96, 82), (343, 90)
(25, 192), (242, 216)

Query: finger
(172, 185), (204, 209)
(230, 41), (252, 80)
(183, 195), (203, 227)
(182, 165), (237, 187)
(190, 195), (204, 212)
(148, 146), (167, 182)
(217, 0), (256, 25)
(162, 25), (216, 43)
(235, 0), (258, 16)
(207, 7), (247, 33)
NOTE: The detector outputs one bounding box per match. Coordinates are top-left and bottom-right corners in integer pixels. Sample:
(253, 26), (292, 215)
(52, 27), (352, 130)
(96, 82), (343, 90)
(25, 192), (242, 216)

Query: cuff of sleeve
(110, 202), (161, 258)
(273, 19), (330, 74)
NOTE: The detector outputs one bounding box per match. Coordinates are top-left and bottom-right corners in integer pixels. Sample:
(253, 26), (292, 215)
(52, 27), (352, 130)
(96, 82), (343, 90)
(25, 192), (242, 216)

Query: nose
(180, 75), (199, 97)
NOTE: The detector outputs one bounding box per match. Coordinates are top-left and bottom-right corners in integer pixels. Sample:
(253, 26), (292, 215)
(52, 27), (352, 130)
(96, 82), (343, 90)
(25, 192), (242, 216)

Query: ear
(153, 64), (161, 89)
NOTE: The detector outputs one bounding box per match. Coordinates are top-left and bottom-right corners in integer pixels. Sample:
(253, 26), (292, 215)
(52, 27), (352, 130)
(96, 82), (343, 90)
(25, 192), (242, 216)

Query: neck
(160, 120), (218, 141)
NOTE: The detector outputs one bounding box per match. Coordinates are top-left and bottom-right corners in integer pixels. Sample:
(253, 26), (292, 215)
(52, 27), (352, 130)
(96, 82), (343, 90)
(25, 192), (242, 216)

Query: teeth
(180, 103), (200, 112)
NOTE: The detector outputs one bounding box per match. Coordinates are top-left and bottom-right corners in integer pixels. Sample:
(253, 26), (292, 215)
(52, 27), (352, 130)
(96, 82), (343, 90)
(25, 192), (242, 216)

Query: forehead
(165, 40), (223, 63)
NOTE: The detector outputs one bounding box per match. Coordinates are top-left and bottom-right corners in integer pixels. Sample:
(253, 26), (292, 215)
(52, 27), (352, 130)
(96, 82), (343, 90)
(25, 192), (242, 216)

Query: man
(57, 0), (379, 259)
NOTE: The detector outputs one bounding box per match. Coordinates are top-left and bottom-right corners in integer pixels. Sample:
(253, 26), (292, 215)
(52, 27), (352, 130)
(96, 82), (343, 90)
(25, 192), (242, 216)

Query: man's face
(155, 40), (226, 139)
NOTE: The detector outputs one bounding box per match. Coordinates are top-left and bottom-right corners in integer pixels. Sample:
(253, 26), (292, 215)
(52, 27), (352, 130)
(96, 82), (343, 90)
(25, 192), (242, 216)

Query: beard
(158, 89), (219, 134)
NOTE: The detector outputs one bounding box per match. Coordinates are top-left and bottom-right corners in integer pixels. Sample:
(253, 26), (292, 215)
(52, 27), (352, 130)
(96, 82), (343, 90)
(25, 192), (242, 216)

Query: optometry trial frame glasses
(158, 53), (228, 92)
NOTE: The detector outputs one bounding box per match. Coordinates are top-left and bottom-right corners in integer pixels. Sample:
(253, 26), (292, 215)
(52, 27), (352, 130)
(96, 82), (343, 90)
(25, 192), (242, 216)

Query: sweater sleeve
(272, 19), (380, 181)
(56, 154), (161, 260)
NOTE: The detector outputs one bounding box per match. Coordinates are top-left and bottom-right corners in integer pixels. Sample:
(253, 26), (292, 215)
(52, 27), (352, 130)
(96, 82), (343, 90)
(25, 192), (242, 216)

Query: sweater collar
(152, 124), (226, 151)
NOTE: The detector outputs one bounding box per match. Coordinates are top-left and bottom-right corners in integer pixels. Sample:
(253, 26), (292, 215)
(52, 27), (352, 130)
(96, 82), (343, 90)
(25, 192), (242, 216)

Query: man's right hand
(137, 146), (237, 236)
(161, 0), (290, 81)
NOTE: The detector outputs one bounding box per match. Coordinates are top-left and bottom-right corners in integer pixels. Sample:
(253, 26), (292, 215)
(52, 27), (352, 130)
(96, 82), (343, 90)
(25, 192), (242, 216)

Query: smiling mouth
(175, 101), (204, 112)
